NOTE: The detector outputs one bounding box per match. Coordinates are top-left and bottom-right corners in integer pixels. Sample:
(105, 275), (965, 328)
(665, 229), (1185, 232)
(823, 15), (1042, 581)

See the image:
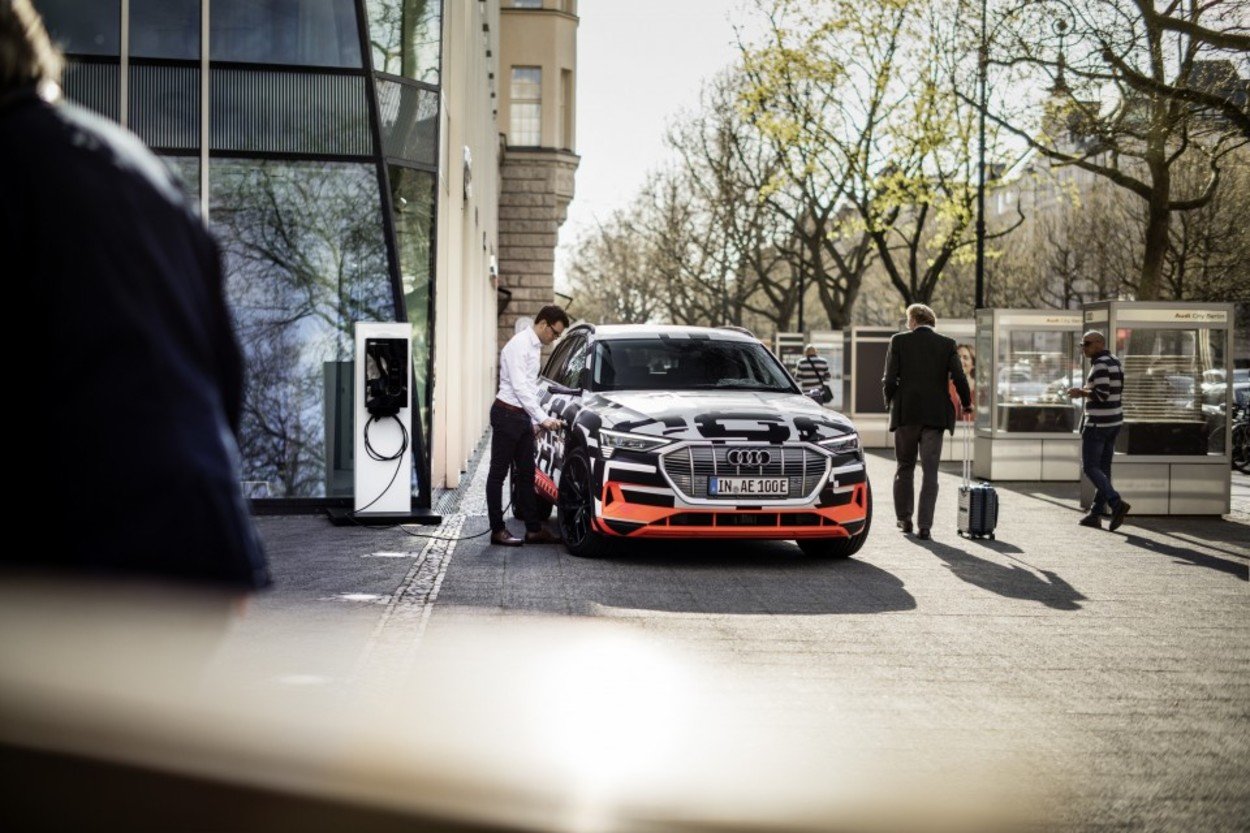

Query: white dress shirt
(497, 326), (546, 424)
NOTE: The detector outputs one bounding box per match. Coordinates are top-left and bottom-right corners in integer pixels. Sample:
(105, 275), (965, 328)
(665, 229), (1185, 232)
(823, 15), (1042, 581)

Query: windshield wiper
(683, 384), (791, 391)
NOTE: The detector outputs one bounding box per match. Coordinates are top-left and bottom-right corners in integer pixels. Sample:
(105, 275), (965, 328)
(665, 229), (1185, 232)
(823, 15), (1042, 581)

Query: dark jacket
(882, 326), (971, 434)
(1, 90), (269, 589)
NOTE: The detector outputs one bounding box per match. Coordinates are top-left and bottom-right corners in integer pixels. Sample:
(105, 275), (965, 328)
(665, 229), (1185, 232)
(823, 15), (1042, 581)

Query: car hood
(591, 390), (856, 444)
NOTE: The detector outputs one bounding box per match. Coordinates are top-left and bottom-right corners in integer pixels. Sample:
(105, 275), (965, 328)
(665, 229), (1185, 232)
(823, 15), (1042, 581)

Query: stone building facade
(497, 149), (578, 346)
(497, 1), (579, 350)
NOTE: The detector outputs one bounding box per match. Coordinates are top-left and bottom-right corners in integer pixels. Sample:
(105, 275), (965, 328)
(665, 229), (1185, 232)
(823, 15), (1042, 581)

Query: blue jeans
(1082, 425), (1122, 515)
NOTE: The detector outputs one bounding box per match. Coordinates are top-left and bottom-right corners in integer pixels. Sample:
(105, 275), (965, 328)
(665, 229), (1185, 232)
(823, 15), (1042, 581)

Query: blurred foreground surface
(2, 454), (1247, 832)
(1, 576), (1047, 833)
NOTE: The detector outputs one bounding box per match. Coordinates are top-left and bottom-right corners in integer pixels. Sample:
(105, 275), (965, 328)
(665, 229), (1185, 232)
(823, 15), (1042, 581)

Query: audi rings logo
(726, 449), (772, 466)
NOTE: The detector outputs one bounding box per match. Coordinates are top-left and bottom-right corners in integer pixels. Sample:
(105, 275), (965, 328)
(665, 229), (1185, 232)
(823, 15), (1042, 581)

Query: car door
(536, 334), (586, 484)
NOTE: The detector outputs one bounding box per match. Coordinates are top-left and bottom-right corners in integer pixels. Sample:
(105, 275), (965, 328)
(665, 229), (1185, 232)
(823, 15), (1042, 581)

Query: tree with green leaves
(741, 0), (1021, 310)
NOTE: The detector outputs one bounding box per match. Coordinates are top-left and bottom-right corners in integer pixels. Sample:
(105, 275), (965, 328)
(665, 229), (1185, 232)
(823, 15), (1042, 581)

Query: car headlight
(818, 432), (860, 456)
(598, 428), (672, 459)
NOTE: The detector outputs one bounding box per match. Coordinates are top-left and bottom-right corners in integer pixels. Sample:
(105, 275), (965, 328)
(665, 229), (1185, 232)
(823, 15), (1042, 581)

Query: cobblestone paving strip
(352, 448), (493, 682)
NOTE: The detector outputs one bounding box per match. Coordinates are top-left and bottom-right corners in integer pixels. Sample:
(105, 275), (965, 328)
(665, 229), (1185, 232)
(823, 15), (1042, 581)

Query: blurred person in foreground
(0, 0), (269, 590)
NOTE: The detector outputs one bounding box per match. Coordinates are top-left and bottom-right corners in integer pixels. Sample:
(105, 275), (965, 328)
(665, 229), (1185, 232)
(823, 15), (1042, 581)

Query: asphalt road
(228, 446), (1249, 832)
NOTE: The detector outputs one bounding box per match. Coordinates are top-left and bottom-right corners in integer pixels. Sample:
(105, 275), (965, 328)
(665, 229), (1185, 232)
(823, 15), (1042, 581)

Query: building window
(210, 0), (363, 68)
(511, 0), (543, 8)
(36, 0), (121, 55)
(366, 0), (441, 85)
(561, 68), (573, 150)
(130, 0), (201, 59)
(390, 166), (437, 453)
(210, 160), (392, 498)
(510, 66), (541, 146)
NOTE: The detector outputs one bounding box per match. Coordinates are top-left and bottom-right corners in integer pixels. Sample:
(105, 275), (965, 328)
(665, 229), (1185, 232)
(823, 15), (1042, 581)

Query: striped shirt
(1084, 351), (1124, 428)
(795, 355), (831, 390)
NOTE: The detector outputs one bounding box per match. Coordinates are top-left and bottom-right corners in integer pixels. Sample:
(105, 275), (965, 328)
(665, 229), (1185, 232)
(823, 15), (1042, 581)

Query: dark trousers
(486, 402), (540, 533)
(893, 424), (945, 530)
(1082, 425), (1122, 515)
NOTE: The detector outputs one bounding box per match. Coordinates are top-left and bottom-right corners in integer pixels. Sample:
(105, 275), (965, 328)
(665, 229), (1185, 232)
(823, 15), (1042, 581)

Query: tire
(557, 447), (605, 557)
(797, 480), (873, 559)
(510, 467), (553, 521)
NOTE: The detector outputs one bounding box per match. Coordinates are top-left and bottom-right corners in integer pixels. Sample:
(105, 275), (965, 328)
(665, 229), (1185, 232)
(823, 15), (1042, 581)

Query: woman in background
(950, 344), (976, 422)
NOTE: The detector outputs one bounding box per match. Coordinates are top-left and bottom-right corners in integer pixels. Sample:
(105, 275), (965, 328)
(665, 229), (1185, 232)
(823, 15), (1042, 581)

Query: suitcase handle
(962, 419), (970, 487)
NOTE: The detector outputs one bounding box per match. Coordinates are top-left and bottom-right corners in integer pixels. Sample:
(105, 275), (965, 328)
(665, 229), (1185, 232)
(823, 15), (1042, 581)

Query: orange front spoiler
(592, 481), (868, 540)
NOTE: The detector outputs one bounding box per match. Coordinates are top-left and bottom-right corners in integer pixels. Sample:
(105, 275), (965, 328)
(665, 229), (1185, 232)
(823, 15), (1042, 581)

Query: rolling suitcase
(957, 422), (998, 539)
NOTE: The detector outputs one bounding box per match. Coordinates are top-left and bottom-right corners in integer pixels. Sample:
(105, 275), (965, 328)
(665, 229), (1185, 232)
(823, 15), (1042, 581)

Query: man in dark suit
(882, 304), (972, 540)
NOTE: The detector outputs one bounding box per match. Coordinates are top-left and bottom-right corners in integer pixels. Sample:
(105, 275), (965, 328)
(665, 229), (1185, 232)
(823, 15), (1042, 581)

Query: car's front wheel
(557, 447), (605, 557)
(798, 481), (872, 559)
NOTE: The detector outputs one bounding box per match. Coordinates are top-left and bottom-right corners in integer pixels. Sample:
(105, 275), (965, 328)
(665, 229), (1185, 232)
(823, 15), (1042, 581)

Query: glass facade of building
(36, 0), (442, 504)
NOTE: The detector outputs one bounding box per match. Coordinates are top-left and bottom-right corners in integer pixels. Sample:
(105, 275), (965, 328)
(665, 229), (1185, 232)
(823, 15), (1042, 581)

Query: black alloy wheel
(797, 481), (873, 559)
(557, 448), (604, 557)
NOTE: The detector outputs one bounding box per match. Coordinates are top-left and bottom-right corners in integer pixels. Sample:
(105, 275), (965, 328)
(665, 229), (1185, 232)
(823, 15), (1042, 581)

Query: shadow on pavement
(549, 538), (917, 616)
(904, 537), (1086, 611)
(963, 537), (1025, 554)
(1118, 531), (1249, 581)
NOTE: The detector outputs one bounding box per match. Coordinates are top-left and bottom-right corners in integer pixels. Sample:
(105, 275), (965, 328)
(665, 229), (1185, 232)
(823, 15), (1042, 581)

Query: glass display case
(1079, 301), (1234, 515)
(773, 332), (807, 377)
(973, 309), (1084, 480)
(809, 330), (844, 411)
(844, 325), (896, 448)
(775, 330), (844, 411)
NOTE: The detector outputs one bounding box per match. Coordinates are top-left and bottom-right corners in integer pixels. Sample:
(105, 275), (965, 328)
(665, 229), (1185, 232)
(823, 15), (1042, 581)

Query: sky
(555, 0), (762, 291)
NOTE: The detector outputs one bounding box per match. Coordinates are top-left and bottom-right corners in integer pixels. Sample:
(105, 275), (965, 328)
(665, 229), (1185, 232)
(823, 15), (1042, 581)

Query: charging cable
(356, 414), (410, 513)
(352, 418), (562, 542)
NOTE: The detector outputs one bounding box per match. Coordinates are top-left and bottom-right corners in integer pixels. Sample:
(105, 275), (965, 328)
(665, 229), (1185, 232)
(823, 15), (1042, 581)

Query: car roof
(579, 324), (758, 343)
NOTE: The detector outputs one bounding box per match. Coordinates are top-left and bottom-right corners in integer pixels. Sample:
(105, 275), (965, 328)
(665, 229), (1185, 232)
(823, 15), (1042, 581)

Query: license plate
(708, 477), (789, 497)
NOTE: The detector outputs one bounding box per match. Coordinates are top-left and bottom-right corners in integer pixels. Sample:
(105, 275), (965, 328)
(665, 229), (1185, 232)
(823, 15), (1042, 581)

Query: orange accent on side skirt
(535, 471), (559, 503)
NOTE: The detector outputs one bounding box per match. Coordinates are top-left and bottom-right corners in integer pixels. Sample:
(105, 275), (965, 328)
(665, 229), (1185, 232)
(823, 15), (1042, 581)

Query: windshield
(592, 338), (798, 393)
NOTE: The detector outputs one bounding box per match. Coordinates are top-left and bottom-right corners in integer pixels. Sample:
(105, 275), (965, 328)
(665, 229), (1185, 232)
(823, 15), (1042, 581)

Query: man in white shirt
(487, 305), (570, 546)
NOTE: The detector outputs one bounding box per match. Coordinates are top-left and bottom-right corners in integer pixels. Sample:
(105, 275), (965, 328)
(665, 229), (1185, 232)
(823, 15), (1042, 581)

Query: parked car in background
(996, 367), (1049, 403)
(1200, 368), (1249, 412)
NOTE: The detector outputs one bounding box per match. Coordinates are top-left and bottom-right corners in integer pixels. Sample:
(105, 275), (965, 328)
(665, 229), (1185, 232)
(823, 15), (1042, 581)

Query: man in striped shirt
(1068, 331), (1131, 531)
(795, 344), (831, 397)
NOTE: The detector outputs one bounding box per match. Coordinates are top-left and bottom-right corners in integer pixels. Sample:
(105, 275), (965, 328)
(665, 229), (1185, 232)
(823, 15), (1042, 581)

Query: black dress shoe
(524, 528), (561, 545)
(897, 519), (913, 535)
(490, 529), (524, 547)
(1108, 501), (1131, 532)
(917, 528), (931, 540)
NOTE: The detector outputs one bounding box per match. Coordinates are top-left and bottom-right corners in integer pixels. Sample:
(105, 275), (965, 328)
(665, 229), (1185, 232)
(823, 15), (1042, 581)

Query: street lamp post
(975, 0), (988, 310)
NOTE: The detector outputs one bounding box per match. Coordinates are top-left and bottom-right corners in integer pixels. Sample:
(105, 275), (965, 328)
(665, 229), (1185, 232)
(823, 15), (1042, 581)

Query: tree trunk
(1138, 155), (1170, 301)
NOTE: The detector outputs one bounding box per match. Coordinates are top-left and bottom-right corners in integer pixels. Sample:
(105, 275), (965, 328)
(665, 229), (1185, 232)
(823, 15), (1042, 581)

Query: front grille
(661, 445), (828, 501)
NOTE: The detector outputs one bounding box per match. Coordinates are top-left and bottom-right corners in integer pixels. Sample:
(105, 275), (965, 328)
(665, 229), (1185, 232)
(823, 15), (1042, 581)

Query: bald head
(1081, 330), (1106, 357)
